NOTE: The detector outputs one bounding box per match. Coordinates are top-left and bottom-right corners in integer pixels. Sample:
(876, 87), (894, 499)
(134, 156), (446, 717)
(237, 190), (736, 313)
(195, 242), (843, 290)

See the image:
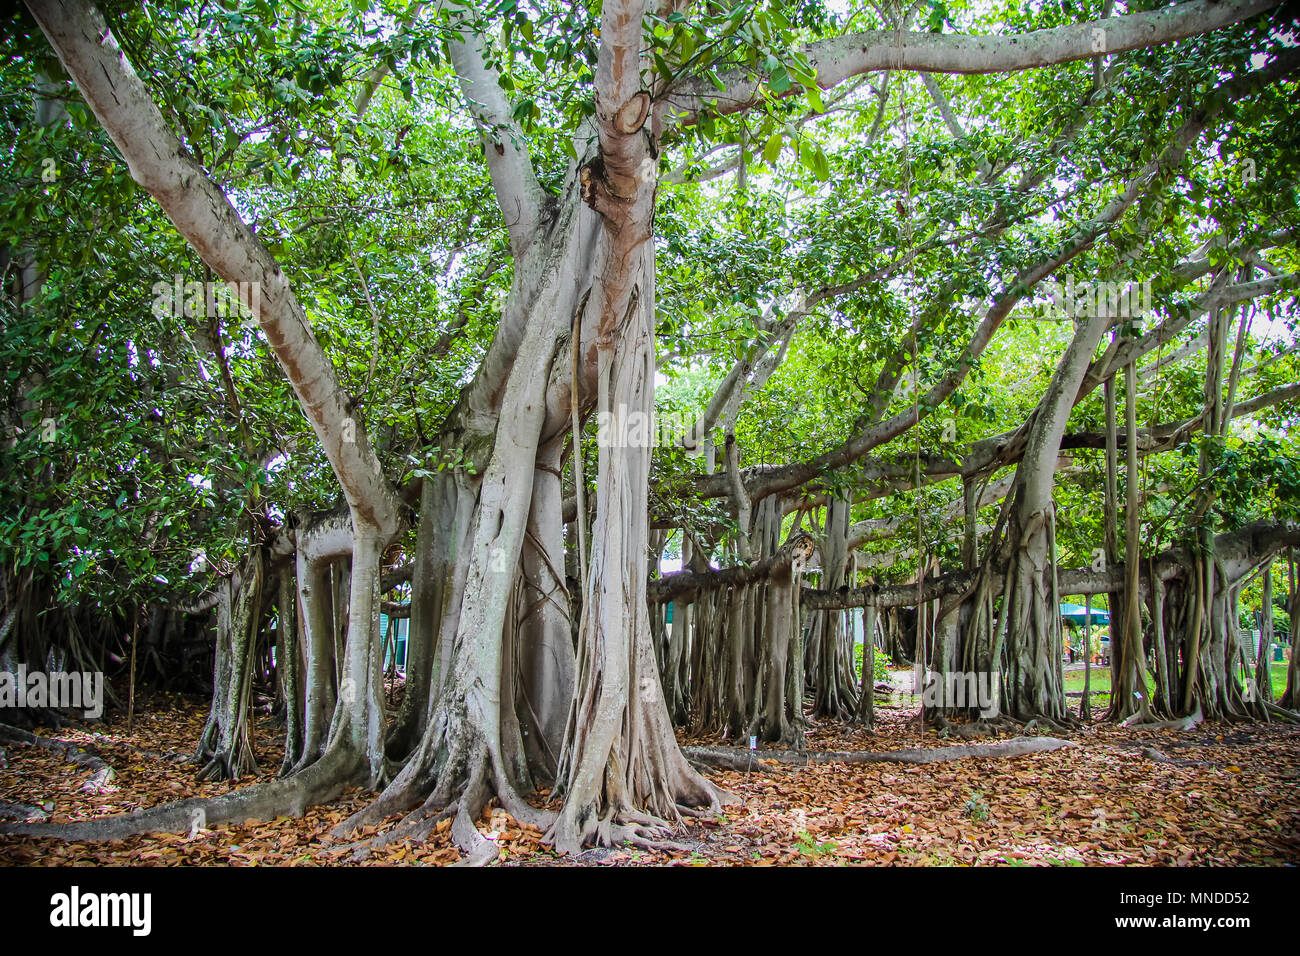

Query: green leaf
(805, 83), (824, 114)
(800, 141), (830, 181)
(762, 132), (783, 166)
(768, 65), (791, 95)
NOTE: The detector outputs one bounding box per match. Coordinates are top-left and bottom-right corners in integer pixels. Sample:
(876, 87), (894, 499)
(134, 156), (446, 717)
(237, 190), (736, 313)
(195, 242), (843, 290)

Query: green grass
(1063, 667), (1115, 697)
(1266, 661), (1289, 699)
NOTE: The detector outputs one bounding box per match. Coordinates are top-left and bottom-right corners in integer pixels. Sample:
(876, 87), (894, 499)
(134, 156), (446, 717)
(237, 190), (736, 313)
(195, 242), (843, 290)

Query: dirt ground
(1, 690), (1297, 866)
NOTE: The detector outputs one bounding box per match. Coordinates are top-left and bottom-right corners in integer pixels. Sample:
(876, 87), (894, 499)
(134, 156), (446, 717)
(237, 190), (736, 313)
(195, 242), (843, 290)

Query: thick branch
(29, 0), (401, 535)
(444, 4), (545, 256)
(659, 0), (1278, 129)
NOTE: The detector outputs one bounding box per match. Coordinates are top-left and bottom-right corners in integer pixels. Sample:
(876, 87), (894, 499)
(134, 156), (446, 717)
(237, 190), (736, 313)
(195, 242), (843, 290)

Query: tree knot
(613, 91), (652, 135)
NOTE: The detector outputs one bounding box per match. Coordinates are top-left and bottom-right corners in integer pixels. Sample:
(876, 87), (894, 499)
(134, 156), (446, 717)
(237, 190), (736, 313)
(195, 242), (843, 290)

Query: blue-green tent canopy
(1061, 603), (1109, 626)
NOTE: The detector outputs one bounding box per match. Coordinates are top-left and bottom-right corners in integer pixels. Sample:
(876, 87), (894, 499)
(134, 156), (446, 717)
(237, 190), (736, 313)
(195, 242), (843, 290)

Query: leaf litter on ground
(1, 692), (1296, 866)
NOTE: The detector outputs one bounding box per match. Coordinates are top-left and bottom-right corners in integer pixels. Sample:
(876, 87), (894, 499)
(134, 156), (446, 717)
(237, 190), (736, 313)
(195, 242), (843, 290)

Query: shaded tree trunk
(993, 308), (1114, 721)
(194, 549), (265, 780)
(1281, 554), (1300, 709)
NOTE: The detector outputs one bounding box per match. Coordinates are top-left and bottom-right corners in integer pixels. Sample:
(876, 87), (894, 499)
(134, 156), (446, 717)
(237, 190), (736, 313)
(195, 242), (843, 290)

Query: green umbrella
(1060, 603), (1109, 626)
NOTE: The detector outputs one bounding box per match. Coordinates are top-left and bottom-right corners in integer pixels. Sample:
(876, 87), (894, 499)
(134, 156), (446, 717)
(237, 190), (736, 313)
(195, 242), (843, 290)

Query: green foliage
(964, 792), (991, 822)
(794, 829), (838, 857)
(853, 642), (893, 682)
(2, 0), (1297, 622)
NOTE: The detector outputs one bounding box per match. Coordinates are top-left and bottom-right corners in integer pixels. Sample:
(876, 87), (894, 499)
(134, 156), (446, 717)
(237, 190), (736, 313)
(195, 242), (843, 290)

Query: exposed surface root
(0, 801), (47, 823)
(683, 736), (1075, 772)
(929, 716), (1024, 739)
(1263, 702), (1299, 723)
(339, 804), (459, 861)
(546, 807), (680, 856)
(1021, 716), (1074, 734)
(335, 736), (559, 865)
(332, 777), (419, 837)
(1120, 704), (1204, 732)
(0, 745), (361, 841)
(1130, 745), (1212, 768)
(0, 723), (115, 793)
(449, 802), (498, 866)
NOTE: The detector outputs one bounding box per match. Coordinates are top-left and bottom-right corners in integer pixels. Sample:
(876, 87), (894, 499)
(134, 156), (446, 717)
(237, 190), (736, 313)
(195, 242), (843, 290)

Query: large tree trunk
(1281, 554), (1300, 710)
(515, 435), (577, 784)
(194, 550), (265, 780)
(808, 497), (859, 719)
(548, 231), (726, 852)
(993, 308), (1114, 722)
(336, 179), (600, 856)
(546, 8), (733, 847)
(1111, 356), (1155, 723)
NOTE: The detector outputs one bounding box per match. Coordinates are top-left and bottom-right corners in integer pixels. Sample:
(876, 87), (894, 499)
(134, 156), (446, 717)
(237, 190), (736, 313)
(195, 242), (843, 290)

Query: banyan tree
(2, 0), (1298, 858)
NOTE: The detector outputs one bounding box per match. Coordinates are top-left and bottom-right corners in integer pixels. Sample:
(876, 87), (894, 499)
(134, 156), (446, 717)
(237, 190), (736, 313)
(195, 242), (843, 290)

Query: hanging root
(0, 744), (360, 841)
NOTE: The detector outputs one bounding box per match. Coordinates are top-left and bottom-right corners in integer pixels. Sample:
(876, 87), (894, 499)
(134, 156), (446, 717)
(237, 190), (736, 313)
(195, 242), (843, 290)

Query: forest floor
(1, 686), (1297, 866)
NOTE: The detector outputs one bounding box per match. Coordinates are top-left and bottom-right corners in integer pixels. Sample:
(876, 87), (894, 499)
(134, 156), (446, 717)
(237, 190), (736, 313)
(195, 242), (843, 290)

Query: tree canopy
(2, 0), (1298, 857)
